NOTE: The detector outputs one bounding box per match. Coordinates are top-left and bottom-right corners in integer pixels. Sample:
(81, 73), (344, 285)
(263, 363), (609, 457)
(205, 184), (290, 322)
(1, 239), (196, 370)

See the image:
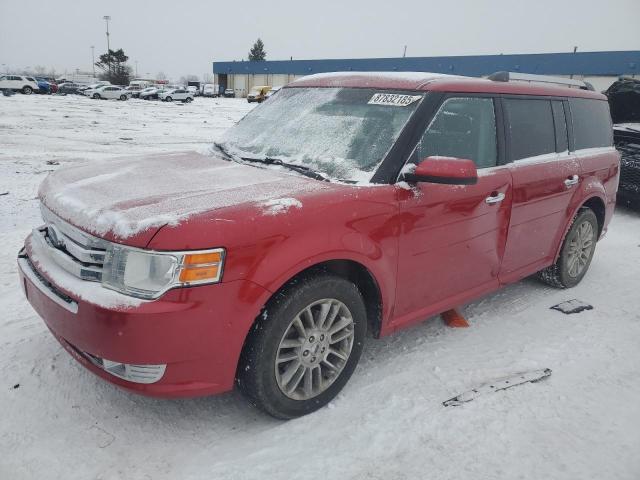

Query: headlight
(102, 245), (225, 299)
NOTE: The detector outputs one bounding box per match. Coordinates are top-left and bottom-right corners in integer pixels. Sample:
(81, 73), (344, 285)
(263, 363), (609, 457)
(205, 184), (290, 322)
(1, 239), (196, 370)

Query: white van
(202, 84), (219, 97)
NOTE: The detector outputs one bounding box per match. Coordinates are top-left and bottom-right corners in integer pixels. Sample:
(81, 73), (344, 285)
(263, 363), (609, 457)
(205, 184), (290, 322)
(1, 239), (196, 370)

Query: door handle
(485, 192), (505, 204)
(564, 175), (579, 188)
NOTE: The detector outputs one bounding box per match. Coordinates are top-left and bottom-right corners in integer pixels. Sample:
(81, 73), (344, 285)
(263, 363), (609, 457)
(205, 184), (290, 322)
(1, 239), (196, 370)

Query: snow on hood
(38, 151), (323, 240)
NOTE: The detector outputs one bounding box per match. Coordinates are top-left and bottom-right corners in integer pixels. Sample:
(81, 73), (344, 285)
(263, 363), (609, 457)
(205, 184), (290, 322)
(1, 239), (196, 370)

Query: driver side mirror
(402, 157), (478, 185)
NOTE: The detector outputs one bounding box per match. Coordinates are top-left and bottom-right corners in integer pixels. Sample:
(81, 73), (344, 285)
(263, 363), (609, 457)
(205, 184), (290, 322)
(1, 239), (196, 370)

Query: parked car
(57, 82), (82, 95)
(247, 85), (271, 103)
(0, 75), (40, 94)
(35, 77), (58, 94)
(81, 81), (111, 95)
(186, 86), (199, 97)
(18, 71), (618, 419)
(138, 86), (160, 100)
(89, 85), (131, 100)
(125, 86), (142, 98)
(613, 124), (640, 206)
(158, 88), (193, 103)
(34, 77), (51, 94)
(223, 88), (235, 98)
(264, 86), (281, 100)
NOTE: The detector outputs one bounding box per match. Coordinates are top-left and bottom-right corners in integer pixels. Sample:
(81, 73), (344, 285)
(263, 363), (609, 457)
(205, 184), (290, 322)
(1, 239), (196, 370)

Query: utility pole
(103, 15), (111, 78)
(403, 45), (407, 58)
(135, 60), (138, 78)
(91, 46), (96, 79)
(570, 46), (578, 79)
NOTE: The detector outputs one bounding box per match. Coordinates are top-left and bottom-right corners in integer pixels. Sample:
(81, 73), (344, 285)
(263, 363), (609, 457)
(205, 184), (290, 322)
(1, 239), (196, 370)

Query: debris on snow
(443, 368), (552, 406)
(550, 299), (594, 315)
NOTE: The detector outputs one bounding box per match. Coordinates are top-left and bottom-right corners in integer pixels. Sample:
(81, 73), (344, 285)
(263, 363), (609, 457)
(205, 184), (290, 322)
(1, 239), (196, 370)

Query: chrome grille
(38, 206), (110, 282)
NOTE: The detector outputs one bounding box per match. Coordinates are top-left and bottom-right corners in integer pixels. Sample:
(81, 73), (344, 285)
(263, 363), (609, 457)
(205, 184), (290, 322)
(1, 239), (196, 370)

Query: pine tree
(248, 38), (267, 61)
(95, 48), (132, 85)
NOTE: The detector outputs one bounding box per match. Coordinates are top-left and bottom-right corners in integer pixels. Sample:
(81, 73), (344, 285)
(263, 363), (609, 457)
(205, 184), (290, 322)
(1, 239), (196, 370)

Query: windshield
(219, 87), (422, 182)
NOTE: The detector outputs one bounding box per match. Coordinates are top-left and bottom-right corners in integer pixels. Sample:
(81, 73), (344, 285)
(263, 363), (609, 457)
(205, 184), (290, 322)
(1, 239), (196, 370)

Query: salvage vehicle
(613, 124), (640, 206)
(56, 82), (82, 95)
(18, 71), (618, 419)
(0, 75), (40, 94)
(247, 85), (271, 103)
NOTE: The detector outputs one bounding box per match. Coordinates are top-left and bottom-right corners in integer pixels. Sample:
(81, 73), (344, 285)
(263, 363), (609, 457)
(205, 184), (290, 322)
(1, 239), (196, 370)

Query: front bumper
(18, 238), (270, 398)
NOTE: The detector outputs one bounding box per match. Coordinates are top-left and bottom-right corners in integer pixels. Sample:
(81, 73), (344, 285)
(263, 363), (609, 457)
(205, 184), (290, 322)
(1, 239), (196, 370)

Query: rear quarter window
(569, 98), (613, 150)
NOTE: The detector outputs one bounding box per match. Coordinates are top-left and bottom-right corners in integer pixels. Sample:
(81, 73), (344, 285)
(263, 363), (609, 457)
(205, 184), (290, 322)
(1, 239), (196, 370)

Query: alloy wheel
(567, 220), (594, 277)
(275, 298), (355, 400)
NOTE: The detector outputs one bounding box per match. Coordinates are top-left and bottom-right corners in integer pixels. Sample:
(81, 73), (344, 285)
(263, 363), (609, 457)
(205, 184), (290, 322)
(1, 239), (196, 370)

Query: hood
(38, 151), (327, 246)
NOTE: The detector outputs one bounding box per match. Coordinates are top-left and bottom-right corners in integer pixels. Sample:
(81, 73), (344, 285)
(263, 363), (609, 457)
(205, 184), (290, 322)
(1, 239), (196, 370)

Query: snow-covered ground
(1, 94), (640, 480)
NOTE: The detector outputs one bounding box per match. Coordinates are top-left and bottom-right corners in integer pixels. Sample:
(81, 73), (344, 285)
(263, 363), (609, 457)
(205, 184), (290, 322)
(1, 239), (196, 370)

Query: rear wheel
(165, 96), (173, 102)
(22, 86), (33, 95)
(538, 208), (598, 288)
(93, 93), (100, 99)
(238, 274), (367, 419)
(120, 94), (127, 101)
(184, 97), (192, 103)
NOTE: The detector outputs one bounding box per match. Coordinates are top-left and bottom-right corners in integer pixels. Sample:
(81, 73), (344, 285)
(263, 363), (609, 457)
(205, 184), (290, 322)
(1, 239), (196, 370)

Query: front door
(393, 96), (512, 328)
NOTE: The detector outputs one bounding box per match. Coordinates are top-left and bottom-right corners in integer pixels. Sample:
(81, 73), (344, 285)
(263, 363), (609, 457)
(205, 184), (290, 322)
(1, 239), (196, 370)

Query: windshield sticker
(368, 93), (422, 107)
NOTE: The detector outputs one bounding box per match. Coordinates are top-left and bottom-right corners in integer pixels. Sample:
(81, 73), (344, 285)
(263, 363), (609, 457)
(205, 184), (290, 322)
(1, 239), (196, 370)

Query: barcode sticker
(368, 93), (422, 106)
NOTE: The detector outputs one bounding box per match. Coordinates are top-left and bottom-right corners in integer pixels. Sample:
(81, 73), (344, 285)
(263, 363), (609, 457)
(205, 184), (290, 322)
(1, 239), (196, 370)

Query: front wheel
(93, 93), (100, 99)
(22, 86), (33, 95)
(538, 208), (598, 288)
(165, 96), (172, 102)
(184, 97), (192, 103)
(238, 274), (367, 419)
(120, 94), (127, 101)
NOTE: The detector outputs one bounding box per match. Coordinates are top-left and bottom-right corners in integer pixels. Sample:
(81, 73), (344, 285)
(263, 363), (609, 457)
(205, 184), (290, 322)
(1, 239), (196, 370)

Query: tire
(93, 93), (100, 99)
(238, 274), (367, 419)
(22, 86), (33, 95)
(538, 208), (598, 288)
(185, 97), (192, 103)
(120, 94), (127, 101)
(165, 96), (172, 102)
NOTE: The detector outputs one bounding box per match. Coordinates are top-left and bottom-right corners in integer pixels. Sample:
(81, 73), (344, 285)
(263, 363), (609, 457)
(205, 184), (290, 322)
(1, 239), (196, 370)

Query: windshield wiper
(212, 142), (238, 162)
(240, 156), (329, 182)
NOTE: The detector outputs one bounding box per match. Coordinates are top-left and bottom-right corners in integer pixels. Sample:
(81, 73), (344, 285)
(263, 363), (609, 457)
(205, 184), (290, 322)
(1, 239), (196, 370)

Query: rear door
(499, 96), (581, 283)
(393, 95), (513, 326)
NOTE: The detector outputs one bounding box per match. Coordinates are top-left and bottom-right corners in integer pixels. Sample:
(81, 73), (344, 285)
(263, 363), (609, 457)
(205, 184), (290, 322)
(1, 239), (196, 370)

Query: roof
(286, 72), (607, 100)
(213, 50), (640, 77)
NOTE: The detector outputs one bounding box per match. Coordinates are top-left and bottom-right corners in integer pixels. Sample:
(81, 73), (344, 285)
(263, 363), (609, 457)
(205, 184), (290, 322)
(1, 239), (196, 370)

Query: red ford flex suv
(18, 71), (619, 418)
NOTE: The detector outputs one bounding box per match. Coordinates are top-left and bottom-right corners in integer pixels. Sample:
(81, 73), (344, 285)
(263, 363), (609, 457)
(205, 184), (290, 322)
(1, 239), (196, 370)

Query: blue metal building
(212, 50), (640, 96)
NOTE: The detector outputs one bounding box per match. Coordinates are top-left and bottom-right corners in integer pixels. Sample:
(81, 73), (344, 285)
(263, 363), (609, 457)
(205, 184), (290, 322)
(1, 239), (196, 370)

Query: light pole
(91, 46), (96, 79)
(103, 15), (111, 78)
(135, 60), (138, 78)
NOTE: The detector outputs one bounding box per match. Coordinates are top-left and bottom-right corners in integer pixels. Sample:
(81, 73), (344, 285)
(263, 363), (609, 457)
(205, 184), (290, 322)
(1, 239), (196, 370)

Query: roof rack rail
(487, 71), (595, 91)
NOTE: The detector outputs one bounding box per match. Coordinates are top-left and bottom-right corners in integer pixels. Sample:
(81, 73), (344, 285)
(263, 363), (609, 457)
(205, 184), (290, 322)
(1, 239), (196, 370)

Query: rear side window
(569, 98), (613, 150)
(504, 99), (556, 160)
